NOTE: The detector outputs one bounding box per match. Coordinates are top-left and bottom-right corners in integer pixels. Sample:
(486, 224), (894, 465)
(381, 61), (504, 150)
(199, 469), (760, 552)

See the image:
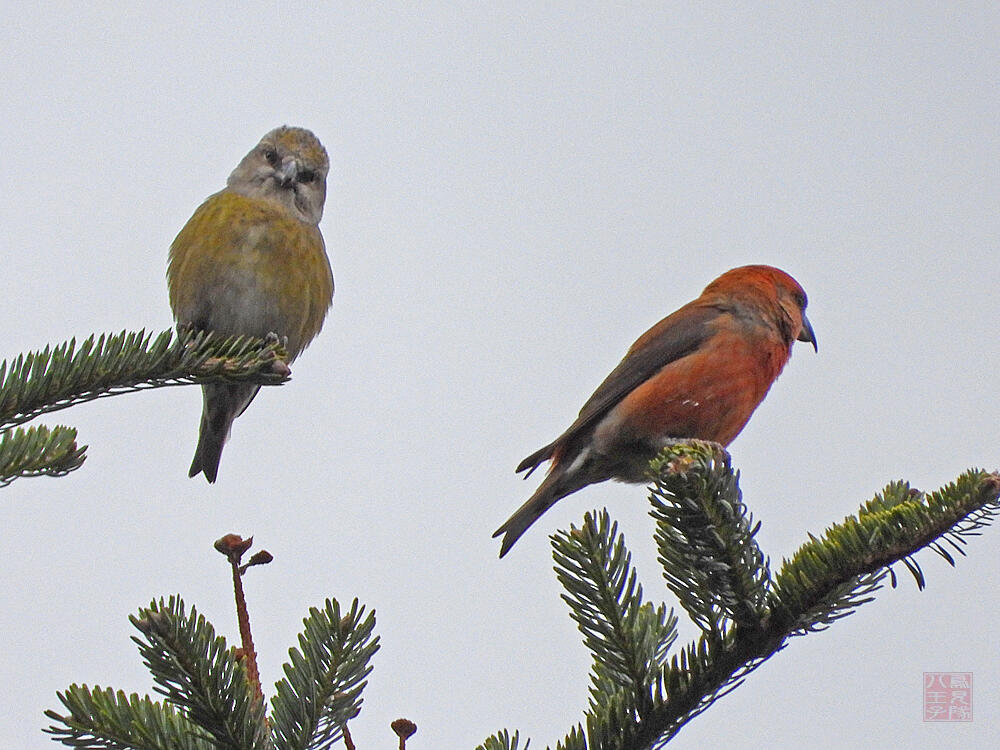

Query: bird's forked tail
(493, 459), (594, 557)
(188, 382), (258, 484)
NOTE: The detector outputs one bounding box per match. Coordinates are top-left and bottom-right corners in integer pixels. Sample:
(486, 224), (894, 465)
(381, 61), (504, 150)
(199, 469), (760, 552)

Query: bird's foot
(650, 439), (730, 477)
(263, 331), (290, 350)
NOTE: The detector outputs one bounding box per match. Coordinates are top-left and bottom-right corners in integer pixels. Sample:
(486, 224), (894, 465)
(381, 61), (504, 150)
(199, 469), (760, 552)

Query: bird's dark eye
(793, 291), (807, 308)
(262, 147), (279, 167)
(298, 170), (316, 184)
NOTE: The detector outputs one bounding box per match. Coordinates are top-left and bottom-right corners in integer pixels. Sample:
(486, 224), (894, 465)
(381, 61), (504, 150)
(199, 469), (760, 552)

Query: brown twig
(342, 724), (356, 750)
(214, 534), (271, 706)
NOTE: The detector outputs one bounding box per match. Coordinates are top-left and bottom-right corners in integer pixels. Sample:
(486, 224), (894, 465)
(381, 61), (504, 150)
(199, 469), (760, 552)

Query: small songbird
(494, 264), (816, 557)
(167, 126), (334, 482)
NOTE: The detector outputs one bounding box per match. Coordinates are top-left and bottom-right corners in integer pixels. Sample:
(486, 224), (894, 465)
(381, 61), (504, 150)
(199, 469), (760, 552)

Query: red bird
(494, 264), (816, 557)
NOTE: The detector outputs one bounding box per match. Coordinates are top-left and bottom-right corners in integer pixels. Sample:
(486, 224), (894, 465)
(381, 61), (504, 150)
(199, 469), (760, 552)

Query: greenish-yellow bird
(168, 126), (334, 482)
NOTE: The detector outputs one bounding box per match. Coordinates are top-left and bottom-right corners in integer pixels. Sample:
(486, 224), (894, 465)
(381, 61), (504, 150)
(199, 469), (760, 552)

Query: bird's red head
(702, 265), (817, 351)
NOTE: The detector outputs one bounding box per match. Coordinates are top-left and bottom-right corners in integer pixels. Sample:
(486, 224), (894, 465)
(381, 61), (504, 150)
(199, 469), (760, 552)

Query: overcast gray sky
(1, 3), (998, 749)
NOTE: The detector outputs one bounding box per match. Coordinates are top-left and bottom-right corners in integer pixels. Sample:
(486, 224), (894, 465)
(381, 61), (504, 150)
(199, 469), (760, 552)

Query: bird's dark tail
(188, 382), (259, 483)
(189, 416), (226, 483)
(493, 461), (594, 557)
(515, 441), (556, 477)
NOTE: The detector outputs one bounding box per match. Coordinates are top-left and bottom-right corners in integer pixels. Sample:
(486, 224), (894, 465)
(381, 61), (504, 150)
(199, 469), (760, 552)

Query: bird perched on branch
(494, 264), (816, 557)
(167, 126), (334, 482)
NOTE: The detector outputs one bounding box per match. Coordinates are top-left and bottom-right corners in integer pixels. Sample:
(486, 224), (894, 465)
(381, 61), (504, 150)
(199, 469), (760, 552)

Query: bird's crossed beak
(275, 159), (298, 188)
(797, 313), (817, 352)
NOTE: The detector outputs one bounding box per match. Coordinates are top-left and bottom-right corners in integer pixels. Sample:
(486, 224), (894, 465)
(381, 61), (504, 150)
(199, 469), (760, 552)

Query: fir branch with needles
(44, 535), (403, 750)
(0, 424), (86, 486)
(0, 328), (290, 484)
(0, 328), (290, 431)
(482, 442), (1000, 749)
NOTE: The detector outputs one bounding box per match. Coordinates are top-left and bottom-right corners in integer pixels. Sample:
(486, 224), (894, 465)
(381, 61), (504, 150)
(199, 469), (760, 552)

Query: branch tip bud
(391, 718), (417, 740)
(214, 533), (253, 563)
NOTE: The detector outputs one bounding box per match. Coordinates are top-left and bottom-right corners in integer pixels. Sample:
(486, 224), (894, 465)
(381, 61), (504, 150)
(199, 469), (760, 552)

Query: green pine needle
(44, 684), (213, 750)
(553, 512), (678, 716)
(0, 424), (86, 485)
(647, 441), (770, 632)
(486, 443), (1000, 750)
(46, 594), (380, 750)
(0, 328), (290, 432)
(270, 599), (380, 750)
(129, 596), (269, 750)
(477, 729), (526, 750)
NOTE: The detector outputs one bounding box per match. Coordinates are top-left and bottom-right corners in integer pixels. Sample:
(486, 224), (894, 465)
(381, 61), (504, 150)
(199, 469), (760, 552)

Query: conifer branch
(485, 443), (1000, 750)
(647, 441), (769, 631)
(0, 328), (290, 432)
(270, 599), (379, 750)
(44, 685), (214, 750)
(129, 596), (269, 750)
(44, 530), (386, 750)
(553, 513), (678, 715)
(0, 424), (86, 485)
(475, 729), (525, 750)
(769, 470), (1000, 633)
